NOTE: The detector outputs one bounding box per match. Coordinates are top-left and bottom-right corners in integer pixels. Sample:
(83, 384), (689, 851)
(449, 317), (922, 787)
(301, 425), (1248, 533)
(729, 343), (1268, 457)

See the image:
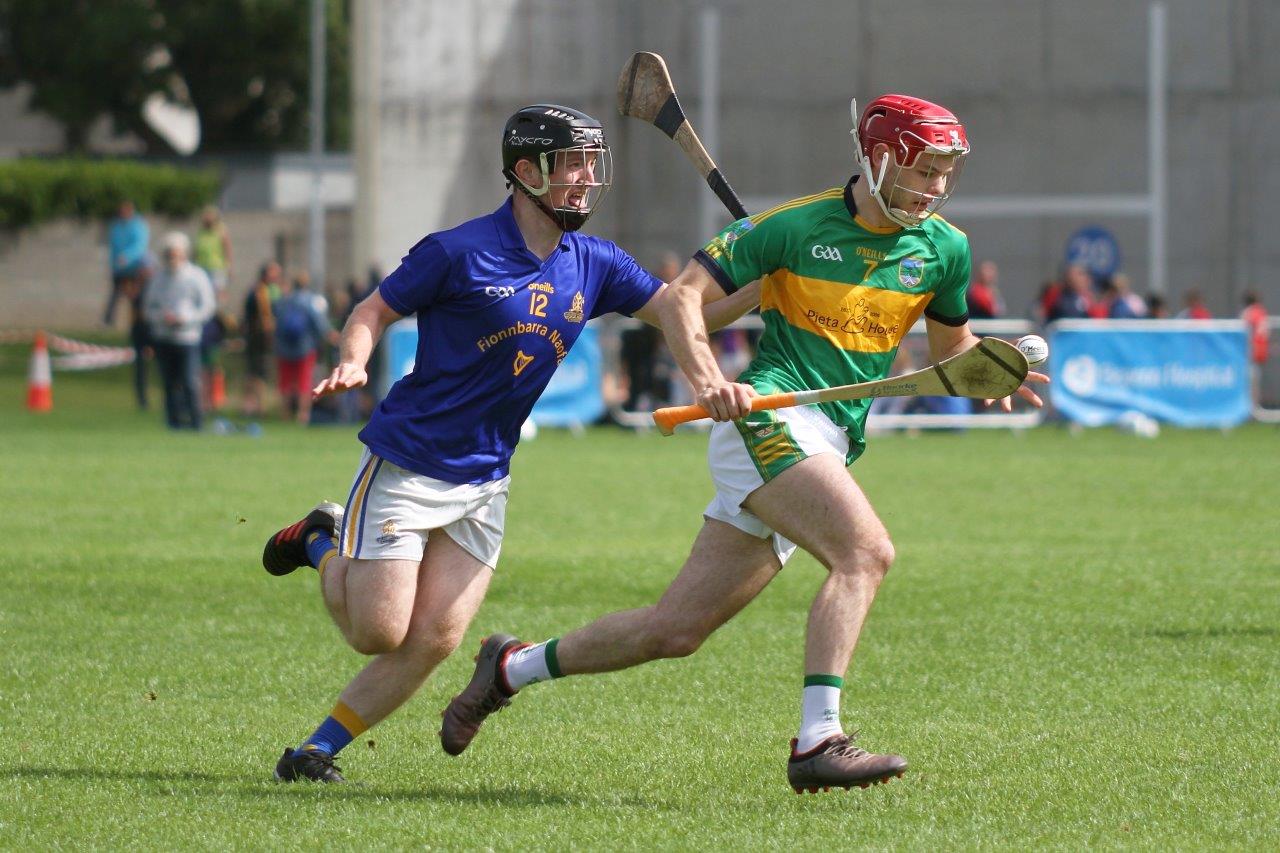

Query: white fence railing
(600, 317), (1042, 431)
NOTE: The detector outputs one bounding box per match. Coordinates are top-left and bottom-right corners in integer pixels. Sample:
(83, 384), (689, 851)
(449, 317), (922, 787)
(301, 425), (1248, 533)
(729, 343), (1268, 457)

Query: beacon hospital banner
(381, 319), (605, 428)
(1048, 320), (1251, 427)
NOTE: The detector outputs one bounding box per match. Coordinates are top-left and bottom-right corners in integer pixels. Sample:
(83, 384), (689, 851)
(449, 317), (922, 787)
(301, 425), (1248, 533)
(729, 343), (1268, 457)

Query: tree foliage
(0, 0), (350, 154)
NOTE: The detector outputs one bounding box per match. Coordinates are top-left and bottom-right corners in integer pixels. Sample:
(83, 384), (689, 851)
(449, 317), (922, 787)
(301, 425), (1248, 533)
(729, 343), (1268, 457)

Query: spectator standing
(1049, 264), (1094, 321)
(1176, 289), (1213, 320)
(120, 255), (155, 410)
(143, 232), (215, 430)
(104, 200), (151, 326)
(966, 260), (1005, 319)
(274, 272), (337, 425)
(620, 252), (675, 410)
(1241, 290), (1270, 407)
(1106, 274), (1147, 318)
(199, 304), (234, 413)
(1035, 279), (1061, 324)
(194, 206), (233, 292)
(242, 261), (282, 417)
(1145, 293), (1168, 319)
(194, 207), (234, 411)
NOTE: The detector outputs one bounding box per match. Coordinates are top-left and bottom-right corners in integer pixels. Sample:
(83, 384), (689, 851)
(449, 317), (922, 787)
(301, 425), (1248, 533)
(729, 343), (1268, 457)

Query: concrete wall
(0, 209), (352, 329)
(354, 0), (1280, 319)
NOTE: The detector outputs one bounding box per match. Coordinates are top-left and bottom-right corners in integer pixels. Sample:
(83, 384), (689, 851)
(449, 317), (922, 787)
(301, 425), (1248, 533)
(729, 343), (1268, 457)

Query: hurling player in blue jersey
(259, 104), (758, 783)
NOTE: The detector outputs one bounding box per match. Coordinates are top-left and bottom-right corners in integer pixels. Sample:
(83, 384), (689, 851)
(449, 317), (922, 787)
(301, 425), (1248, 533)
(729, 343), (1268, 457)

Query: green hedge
(0, 158), (221, 230)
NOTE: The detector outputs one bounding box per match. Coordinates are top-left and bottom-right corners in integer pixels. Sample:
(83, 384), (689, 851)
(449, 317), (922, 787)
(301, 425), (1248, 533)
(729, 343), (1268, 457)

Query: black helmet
(501, 104), (613, 232)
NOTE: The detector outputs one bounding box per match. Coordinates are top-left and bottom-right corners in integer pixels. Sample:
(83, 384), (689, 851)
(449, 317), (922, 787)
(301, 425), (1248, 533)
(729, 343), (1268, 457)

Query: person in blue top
(272, 272), (338, 425)
(259, 104), (758, 783)
(104, 199), (151, 326)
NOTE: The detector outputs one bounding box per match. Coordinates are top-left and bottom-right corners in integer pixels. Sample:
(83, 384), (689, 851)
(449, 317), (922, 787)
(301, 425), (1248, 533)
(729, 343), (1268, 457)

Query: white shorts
(703, 404), (850, 566)
(338, 449), (510, 569)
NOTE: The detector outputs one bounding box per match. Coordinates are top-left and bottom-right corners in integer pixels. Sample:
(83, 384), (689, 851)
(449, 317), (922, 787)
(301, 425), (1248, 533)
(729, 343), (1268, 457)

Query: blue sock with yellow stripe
(299, 701), (368, 757)
(304, 529), (338, 574)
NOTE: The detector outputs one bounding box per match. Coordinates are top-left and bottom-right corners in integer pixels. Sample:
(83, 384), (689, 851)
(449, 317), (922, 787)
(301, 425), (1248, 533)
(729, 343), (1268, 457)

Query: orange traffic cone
(209, 367), (227, 410)
(26, 330), (53, 412)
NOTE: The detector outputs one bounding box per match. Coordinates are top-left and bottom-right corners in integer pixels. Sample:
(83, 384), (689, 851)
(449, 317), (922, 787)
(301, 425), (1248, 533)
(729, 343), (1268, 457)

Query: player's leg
(559, 519), (780, 671)
(740, 452), (906, 791)
(276, 531), (493, 782)
(340, 532), (493, 724)
(279, 516), (502, 780)
(744, 453), (894, 692)
(274, 463), (510, 780)
(439, 517), (781, 755)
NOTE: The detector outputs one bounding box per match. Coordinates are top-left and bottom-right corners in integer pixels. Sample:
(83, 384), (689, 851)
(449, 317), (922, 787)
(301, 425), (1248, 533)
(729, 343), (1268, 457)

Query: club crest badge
(513, 350), (534, 375)
(704, 218), (754, 261)
(723, 218), (754, 245)
(377, 519), (400, 545)
(899, 257), (925, 288)
(563, 291), (585, 323)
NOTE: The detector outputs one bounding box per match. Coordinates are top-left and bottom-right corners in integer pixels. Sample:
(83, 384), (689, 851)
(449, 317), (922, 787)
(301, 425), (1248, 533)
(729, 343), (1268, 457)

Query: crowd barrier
(371, 314), (1278, 432)
(603, 317), (1043, 432)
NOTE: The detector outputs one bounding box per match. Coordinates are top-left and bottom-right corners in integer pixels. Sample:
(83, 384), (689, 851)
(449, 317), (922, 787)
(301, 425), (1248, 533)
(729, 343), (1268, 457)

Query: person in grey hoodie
(144, 231), (215, 430)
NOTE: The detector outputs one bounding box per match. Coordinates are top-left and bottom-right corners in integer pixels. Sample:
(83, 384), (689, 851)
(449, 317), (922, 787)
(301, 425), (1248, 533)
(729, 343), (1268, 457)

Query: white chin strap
(514, 152), (554, 198)
(849, 98), (932, 229)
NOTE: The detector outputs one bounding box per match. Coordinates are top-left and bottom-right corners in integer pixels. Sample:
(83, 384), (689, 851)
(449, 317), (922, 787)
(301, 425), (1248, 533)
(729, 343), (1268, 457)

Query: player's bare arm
(924, 317), (1048, 411)
(633, 279), (760, 332)
(312, 288), (405, 399)
(701, 279), (761, 331)
(649, 259), (754, 420)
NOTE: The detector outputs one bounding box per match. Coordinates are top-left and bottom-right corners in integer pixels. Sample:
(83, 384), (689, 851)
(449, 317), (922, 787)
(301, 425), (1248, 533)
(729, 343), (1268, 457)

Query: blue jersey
(358, 198), (662, 484)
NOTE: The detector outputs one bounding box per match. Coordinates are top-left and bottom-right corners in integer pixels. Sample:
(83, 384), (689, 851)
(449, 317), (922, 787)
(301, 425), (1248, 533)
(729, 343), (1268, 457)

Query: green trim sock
(502, 639), (562, 691)
(796, 674), (844, 754)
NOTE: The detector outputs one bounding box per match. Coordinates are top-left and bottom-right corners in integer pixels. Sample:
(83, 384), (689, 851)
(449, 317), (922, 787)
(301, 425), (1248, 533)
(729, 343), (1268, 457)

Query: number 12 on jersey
(529, 292), (548, 317)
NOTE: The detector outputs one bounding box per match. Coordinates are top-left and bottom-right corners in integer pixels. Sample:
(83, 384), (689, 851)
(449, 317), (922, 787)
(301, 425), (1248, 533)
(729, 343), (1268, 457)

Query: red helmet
(851, 95), (970, 227)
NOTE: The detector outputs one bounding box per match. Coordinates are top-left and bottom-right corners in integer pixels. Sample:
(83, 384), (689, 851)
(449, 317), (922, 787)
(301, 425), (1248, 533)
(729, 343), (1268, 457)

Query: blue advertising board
(381, 318), (419, 398)
(529, 326), (605, 427)
(380, 319), (605, 427)
(1049, 320), (1250, 427)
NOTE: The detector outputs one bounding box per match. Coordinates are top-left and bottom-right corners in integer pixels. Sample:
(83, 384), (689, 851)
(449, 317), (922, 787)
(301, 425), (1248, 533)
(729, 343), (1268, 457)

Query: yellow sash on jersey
(761, 269), (933, 353)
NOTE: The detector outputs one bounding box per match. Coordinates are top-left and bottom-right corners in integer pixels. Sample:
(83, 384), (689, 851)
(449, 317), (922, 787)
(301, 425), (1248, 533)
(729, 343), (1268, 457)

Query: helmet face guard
(508, 143), (613, 232)
(501, 104), (613, 232)
(850, 95), (970, 228)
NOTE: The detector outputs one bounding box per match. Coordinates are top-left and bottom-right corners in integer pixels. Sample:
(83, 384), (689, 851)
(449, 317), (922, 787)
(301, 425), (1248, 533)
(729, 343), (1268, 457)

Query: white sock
(502, 641), (554, 691)
(796, 684), (844, 753)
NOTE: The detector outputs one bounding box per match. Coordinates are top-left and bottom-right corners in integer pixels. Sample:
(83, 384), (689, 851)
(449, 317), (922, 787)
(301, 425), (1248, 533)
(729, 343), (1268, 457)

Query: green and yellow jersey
(694, 177), (971, 464)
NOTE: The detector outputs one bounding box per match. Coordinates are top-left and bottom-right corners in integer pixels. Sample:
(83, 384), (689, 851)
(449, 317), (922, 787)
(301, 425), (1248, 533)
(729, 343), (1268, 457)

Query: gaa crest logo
(898, 257), (925, 288)
(563, 291), (585, 323)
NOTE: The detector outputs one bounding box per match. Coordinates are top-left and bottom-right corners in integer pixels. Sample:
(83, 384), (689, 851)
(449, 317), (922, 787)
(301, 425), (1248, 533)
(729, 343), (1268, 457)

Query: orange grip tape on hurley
(652, 392), (798, 436)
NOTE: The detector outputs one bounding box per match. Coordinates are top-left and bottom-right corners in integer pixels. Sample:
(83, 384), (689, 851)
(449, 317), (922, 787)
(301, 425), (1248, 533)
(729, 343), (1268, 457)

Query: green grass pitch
(1, 347), (1277, 848)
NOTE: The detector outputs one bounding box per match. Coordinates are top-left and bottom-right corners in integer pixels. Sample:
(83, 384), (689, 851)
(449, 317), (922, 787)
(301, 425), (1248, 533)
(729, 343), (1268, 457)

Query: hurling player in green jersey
(442, 95), (1047, 792)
